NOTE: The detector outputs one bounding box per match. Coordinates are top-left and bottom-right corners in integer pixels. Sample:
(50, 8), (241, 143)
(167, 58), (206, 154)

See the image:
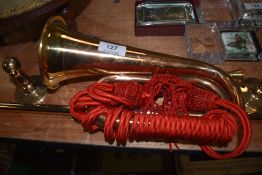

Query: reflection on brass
(0, 0), (52, 19)
(38, 16), (243, 110)
(2, 57), (47, 104)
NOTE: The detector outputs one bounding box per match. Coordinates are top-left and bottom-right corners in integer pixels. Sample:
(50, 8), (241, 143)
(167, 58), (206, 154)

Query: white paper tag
(244, 3), (262, 10)
(98, 41), (126, 56)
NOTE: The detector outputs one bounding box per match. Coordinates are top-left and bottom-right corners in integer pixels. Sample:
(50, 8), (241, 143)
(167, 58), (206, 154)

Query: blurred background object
(0, 0), (90, 46)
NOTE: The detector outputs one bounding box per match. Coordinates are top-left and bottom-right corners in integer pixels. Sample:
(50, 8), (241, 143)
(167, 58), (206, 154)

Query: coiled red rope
(69, 74), (251, 159)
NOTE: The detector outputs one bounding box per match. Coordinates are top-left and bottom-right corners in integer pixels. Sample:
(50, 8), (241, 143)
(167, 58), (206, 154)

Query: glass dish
(198, 0), (235, 28)
(184, 23), (226, 64)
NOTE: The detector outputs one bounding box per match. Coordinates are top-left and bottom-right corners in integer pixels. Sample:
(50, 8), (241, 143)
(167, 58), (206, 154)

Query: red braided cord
(201, 100), (251, 159)
(69, 74), (251, 159)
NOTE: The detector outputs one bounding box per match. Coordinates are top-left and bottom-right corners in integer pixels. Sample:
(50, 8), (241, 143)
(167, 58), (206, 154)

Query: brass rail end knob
(2, 57), (47, 104)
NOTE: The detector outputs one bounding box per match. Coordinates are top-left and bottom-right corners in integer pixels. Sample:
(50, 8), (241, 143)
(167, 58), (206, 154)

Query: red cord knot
(113, 82), (149, 107)
(187, 87), (220, 112)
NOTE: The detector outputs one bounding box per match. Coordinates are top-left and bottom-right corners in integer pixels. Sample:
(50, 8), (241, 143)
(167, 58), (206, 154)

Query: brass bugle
(38, 16), (242, 107)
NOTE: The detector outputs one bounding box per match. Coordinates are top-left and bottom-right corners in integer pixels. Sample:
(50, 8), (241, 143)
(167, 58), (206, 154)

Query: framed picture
(221, 31), (260, 61)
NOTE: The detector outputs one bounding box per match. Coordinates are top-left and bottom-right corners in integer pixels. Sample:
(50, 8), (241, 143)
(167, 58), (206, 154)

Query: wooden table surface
(0, 0), (262, 153)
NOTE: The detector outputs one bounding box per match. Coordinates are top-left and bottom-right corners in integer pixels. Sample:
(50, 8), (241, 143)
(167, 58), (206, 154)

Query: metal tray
(136, 1), (196, 26)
